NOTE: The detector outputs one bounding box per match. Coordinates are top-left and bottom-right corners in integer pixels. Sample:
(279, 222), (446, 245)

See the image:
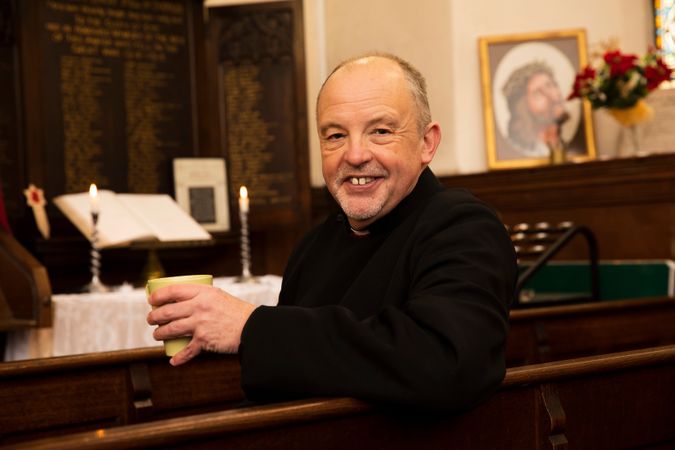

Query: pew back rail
(0, 348), (245, 443)
(8, 345), (675, 450)
(2, 296), (675, 445)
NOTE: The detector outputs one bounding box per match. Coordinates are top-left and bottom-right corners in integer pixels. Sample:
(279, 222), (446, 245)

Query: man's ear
(421, 122), (441, 165)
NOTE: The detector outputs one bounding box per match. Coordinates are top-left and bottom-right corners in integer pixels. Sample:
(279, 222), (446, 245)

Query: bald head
(317, 53), (432, 134)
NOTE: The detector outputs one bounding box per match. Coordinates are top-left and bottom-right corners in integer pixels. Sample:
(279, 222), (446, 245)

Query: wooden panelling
(312, 154), (675, 260)
(3, 0), (309, 293)
(0, 348), (244, 444)
(506, 296), (675, 365)
(444, 154), (675, 260)
(207, 0), (310, 230)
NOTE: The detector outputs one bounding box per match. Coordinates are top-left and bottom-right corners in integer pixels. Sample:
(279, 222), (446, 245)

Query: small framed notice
(173, 158), (230, 232)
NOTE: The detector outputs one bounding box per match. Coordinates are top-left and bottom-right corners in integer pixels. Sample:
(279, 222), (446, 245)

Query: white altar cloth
(4, 275), (281, 361)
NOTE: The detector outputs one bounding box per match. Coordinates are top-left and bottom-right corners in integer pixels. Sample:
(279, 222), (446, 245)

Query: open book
(54, 191), (212, 248)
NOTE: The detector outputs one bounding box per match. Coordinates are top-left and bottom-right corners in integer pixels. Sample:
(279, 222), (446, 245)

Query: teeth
(350, 177), (374, 185)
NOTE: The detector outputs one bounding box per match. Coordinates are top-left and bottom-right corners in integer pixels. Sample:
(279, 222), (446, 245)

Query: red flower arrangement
(568, 48), (672, 110)
(568, 48), (672, 128)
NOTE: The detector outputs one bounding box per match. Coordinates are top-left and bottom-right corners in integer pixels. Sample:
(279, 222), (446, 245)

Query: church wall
(209, 0), (654, 184)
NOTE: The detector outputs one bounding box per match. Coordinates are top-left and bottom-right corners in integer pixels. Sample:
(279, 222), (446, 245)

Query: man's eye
(373, 128), (391, 135)
(326, 133), (345, 141)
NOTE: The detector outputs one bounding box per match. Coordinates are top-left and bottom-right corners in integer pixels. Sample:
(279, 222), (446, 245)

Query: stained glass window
(655, 0), (675, 74)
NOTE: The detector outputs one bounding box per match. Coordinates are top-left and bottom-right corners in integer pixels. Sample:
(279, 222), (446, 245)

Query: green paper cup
(146, 274), (213, 357)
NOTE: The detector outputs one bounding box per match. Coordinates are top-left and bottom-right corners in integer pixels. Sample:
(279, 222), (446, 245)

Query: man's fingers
(147, 299), (194, 325)
(146, 287), (250, 361)
(152, 317), (193, 340)
(170, 341), (201, 366)
(148, 284), (206, 306)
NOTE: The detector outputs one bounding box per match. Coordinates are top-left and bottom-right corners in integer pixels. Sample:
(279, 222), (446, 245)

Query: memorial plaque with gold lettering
(0, 0), (22, 225)
(209, 1), (310, 229)
(24, 0), (202, 197)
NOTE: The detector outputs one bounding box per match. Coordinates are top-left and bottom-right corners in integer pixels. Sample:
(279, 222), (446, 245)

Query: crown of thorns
(502, 61), (555, 105)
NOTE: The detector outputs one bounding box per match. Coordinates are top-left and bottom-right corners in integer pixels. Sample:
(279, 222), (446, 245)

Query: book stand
(132, 239), (215, 284)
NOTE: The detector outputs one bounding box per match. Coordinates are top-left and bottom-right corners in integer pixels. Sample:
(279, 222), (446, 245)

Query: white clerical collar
(350, 226), (370, 236)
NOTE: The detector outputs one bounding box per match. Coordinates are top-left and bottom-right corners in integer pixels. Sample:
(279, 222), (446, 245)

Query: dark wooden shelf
(311, 153), (675, 261)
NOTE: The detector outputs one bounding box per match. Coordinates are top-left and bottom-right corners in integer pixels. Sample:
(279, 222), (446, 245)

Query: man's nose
(343, 137), (373, 166)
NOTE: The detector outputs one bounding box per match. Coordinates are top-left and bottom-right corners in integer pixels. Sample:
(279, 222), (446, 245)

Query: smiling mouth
(349, 177), (375, 185)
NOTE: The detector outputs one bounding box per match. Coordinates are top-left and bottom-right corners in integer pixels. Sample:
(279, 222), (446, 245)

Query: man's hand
(146, 284), (258, 366)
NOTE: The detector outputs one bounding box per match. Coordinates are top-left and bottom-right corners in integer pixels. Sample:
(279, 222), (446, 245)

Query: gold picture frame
(479, 29), (596, 170)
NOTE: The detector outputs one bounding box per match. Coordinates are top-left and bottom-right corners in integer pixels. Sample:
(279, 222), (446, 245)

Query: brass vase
(607, 99), (654, 156)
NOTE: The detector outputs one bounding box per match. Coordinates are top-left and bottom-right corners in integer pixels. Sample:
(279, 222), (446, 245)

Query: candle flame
(89, 183), (98, 198)
(239, 186), (248, 199)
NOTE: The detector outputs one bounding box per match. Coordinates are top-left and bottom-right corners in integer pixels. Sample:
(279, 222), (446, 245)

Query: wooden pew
(2, 296), (674, 444)
(0, 231), (52, 332)
(8, 344), (675, 450)
(0, 348), (245, 444)
(507, 296), (675, 366)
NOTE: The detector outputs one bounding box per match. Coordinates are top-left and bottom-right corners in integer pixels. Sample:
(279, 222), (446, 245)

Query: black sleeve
(239, 199), (517, 412)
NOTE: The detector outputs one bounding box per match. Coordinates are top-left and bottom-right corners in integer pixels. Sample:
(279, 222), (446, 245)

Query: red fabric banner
(0, 183), (12, 234)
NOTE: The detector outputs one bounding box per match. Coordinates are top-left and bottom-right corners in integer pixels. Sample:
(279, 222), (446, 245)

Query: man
(502, 61), (569, 158)
(148, 53), (517, 412)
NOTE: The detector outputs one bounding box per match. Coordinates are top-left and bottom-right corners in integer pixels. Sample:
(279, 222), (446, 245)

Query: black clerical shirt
(239, 168), (517, 412)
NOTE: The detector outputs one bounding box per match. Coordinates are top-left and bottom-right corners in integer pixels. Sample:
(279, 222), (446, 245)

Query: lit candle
(89, 183), (99, 215)
(239, 186), (249, 214)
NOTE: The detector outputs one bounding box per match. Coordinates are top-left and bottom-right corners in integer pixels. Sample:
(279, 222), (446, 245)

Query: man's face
(526, 72), (566, 125)
(317, 58), (435, 230)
